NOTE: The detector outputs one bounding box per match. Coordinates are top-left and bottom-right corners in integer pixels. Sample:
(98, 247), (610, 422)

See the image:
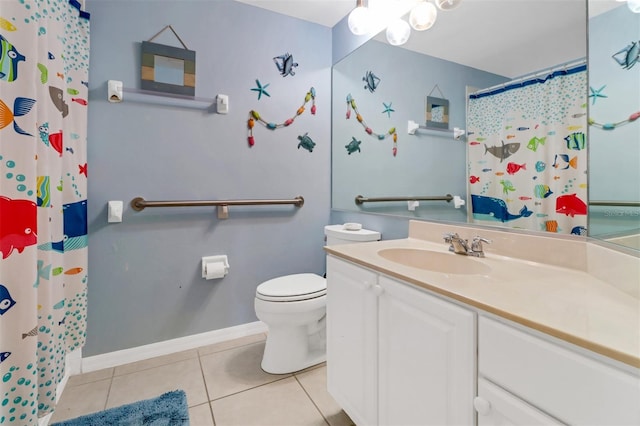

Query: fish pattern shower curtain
(467, 65), (588, 235)
(0, 1), (89, 424)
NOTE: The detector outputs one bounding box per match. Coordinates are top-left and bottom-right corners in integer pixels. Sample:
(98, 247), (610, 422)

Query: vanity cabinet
(326, 256), (475, 426)
(478, 316), (640, 425)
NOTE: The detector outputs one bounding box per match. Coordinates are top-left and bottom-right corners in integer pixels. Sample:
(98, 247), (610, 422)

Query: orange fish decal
(64, 267), (83, 275)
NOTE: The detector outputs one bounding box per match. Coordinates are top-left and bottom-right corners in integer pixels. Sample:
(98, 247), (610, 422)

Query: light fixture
(348, 0), (372, 36)
(627, 0), (640, 13)
(435, 0), (462, 10)
(409, 1), (438, 31)
(386, 18), (411, 46)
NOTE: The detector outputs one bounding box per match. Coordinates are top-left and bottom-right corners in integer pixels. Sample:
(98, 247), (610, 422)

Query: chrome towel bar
(131, 196), (304, 219)
(355, 194), (453, 205)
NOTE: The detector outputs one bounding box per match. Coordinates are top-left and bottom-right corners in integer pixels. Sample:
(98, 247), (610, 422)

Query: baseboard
(81, 321), (267, 373)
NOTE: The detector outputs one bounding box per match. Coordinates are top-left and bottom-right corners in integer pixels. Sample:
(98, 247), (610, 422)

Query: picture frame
(141, 41), (196, 97)
(426, 96), (450, 129)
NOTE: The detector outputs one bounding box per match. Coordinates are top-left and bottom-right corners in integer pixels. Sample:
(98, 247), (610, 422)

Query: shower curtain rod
(470, 58), (587, 98)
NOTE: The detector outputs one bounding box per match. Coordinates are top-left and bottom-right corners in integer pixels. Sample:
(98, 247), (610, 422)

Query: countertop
(325, 236), (640, 369)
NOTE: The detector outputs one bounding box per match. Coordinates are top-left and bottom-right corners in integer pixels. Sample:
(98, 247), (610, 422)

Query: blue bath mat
(52, 389), (189, 426)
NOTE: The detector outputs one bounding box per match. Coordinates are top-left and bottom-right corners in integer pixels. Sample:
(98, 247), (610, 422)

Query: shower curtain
(467, 64), (588, 235)
(0, 1), (89, 424)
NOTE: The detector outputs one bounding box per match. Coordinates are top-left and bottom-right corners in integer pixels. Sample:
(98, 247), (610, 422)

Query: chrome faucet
(443, 233), (491, 257)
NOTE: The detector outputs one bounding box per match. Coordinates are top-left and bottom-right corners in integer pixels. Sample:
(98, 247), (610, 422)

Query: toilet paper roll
(205, 262), (226, 280)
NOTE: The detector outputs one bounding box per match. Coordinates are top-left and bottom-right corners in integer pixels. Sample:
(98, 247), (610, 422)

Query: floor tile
(50, 378), (111, 423)
(114, 349), (198, 376)
(66, 367), (113, 387)
(106, 358), (207, 409)
(296, 366), (354, 426)
(210, 376), (328, 426)
(198, 333), (266, 357)
(188, 402), (215, 426)
(201, 341), (290, 400)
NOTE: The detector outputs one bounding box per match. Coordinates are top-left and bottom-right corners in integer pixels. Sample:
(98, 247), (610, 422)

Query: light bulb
(348, 5), (372, 35)
(628, 0), (640, 13)
(409, 1), (438, 31)
(386, 18), (411, 46)
(435, 0), (462, 11)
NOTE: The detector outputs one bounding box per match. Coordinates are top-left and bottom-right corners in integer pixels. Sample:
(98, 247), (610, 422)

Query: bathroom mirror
(586, 0), (640, 250)
(141, 41), (196, 96)
(426, 96), (449, 129)
(332, 0), (639, 250)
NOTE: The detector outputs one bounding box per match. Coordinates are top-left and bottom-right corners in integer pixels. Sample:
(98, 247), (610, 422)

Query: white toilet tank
(324, 224), (381, 245)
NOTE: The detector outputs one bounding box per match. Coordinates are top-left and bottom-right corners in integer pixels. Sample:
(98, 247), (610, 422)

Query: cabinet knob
(473, 396), (492, 416)
(372, 284), (384, 296)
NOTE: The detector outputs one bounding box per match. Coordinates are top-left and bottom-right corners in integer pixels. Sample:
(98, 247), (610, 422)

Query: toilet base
(261, 324), (326, 374)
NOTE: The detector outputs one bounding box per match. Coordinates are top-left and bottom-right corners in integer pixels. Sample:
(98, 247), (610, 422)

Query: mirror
(332, 1), (635, 249)
(141, 41), (196, 97)
(426, 96), (449, 129)
(586, 1), (640, 250)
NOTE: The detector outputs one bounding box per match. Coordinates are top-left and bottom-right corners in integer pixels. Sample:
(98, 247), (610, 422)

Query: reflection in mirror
(141, 40), (196, 97)
(331, 0), (589, 235)
(426, 96), (449, 129)
(154, 55), (185, 86)
(587, 1), (640, 250)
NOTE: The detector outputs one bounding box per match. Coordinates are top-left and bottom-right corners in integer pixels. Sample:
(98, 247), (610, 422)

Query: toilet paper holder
(202, 255), (229, 279)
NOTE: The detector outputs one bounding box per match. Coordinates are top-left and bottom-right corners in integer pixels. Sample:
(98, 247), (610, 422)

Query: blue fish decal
(0, 97), (36, 136)
(471, 195), (533, 222)
(33, 260), (52, 288)
(38, 200), (88, 252)
(0, 284), (17, 316)
(612, 40), (639, 70)
(0, 34), (26, 82)
(48, 51), (55, 60)
(0, 352), (10, 364)
(534, 184), (553, 199)
(37, 239), (64, 253)
(571, 226), (587, 236)
(564, 132), (586, 150)
(363, 71), (380, 93)
(63, 200), (88, 251)
(517, 127), (529, 131)
(273, 53), (298, 77)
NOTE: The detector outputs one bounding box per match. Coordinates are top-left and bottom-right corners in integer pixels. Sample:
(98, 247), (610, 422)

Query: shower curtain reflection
(467, 62), (588, 235)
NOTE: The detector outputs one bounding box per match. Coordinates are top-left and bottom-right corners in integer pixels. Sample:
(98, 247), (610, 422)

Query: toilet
(254, 224), (380, 374)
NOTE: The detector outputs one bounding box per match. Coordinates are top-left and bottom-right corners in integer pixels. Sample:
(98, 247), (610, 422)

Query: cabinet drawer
(479, 316), (640, 425)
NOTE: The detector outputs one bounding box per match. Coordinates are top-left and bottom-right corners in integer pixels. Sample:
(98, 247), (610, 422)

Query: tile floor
(51, 333), (354, 426)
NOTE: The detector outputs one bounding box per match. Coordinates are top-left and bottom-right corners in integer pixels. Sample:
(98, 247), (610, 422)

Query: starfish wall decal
(251, 79), (270, 100)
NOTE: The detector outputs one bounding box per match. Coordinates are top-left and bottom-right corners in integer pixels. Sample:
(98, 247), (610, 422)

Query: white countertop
(324, 221), (640, 369)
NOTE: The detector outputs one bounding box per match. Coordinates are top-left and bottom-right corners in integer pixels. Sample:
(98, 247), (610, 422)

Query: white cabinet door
(475, 379), (563, 426)
(326, 256), (378, 426)
(377, 276), (476, 426)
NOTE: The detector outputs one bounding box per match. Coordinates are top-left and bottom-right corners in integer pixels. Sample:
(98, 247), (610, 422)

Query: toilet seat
(256, 273), (326, 302)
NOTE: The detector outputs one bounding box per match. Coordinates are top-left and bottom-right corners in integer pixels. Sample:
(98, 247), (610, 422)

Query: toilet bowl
(254, 273), (327, 374)
(255, 224), (381, 374)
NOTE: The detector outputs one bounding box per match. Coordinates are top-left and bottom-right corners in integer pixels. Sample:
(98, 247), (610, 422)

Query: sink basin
(378, 248), (492, 275)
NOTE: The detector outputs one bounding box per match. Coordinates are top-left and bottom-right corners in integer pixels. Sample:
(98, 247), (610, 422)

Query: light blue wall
(588, 5), (640, 236)
(85, 0), (332, 356)
(332, 40), (507, 221)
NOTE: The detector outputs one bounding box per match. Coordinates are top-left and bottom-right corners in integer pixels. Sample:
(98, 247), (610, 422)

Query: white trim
(81, 321), (267, 373)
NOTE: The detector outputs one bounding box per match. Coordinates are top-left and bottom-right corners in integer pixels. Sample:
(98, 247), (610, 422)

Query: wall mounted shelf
(407, 120), (466, 140)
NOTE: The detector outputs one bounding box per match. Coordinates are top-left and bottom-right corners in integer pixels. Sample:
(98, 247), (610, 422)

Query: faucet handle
(443, 232), (459, 242)
(472, 236), (492, 244)
(471, 236), (491, 254)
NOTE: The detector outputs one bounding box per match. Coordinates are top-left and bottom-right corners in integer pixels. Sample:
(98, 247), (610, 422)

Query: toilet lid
(256, 273), (326, 302)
